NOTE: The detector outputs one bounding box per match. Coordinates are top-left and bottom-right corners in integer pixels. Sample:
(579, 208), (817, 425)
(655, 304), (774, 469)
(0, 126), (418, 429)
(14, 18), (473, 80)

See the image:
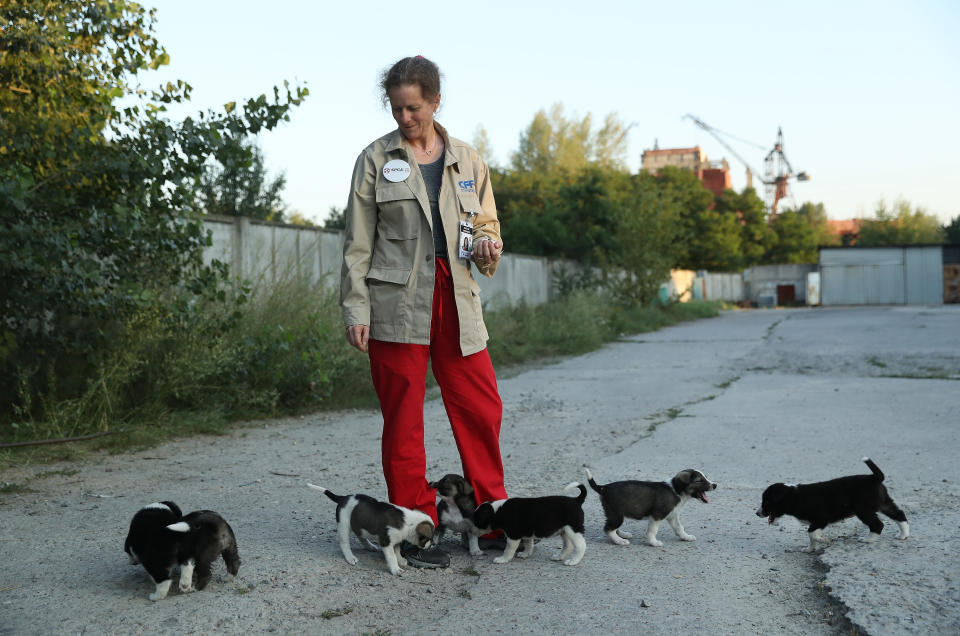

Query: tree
(472, 125), (495, 167)
(942, 215), (960, 244)
(0, 1), (306, 413)
(764, 202), (836, 264)
(857, 199), (945, 245)
(510, 103), (630, 174)
(198, 135), (287, 221)
(643, 167), (721, 270)
(714, 187), (769, 268)
(323, 206), (345, 230)
(602, 172), (683, 304)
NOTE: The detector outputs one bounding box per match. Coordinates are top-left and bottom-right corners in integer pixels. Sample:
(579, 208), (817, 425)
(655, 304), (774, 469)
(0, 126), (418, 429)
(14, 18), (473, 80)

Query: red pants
(369, 258), (506, 525)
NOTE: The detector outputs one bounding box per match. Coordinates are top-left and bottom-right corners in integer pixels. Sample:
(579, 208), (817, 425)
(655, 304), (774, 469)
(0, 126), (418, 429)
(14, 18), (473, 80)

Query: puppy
(472, 482), (587, 566)
(124, 502), (240, 601)
(584, 467), (717, 547)
(756, 457), (909, 552)
(429, 473), (482, 556)
(307, 483), (435, 575)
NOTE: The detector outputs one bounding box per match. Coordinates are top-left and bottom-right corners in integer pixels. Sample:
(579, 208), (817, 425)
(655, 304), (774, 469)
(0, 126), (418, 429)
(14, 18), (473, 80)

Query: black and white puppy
(429, 473), (482, 556)
(756, 457), (909, 552)
(584, 467), (717, 547)
(124, 502), (240, 601)
(472, 482), (587, 566)
(307, 483), (435, 575)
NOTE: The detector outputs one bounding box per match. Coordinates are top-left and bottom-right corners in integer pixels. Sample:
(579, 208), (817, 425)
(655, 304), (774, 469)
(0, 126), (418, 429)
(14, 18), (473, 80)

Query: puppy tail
(307, 482), (344, 504)
(583, 467), (603, 495)
(166, 522), (190, 533)
(564, 481), (588, 504)
(862, 457), (884, 481)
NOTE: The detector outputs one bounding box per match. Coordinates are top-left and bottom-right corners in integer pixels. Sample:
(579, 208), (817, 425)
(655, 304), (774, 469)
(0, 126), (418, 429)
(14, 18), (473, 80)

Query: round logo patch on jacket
(383, 159), (411, 182)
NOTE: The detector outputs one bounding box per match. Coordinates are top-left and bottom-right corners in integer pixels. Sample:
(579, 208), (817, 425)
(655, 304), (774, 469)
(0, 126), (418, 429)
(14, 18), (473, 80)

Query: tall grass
(1, 277), (719, 462)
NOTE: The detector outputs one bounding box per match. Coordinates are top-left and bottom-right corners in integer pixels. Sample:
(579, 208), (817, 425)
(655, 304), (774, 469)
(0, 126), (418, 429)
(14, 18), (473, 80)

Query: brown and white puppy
(584, 467), (717, 547)
(307, 483), (434, 575)
(124, 502), (240, 601)
(472, 482), (587, 566)
(756, 457), (909, 552)
(429, 473), (482, 556)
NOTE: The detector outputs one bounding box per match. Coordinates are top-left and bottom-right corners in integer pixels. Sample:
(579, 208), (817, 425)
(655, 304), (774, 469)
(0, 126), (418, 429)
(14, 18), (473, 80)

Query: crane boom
(684, 114), (759, 188)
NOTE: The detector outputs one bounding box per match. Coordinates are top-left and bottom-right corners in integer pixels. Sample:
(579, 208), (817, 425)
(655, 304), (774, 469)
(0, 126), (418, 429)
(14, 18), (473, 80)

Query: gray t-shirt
(419, 155), (447, 260)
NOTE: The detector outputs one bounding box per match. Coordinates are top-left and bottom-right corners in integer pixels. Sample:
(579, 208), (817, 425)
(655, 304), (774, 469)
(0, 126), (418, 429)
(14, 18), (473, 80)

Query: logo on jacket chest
(457, 179), (476, 193)
(383, 159), (411, 182)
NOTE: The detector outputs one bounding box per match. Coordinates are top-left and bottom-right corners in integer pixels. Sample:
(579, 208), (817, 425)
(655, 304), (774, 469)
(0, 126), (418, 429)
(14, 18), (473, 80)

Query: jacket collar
(384, 122), (462, 173)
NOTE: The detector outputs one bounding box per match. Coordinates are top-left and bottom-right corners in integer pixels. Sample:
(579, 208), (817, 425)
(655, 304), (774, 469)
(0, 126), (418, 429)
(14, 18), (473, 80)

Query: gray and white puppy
(429, 473), (482, 556)
(584, 467), (717, 547)
(307, 483), (435, 575)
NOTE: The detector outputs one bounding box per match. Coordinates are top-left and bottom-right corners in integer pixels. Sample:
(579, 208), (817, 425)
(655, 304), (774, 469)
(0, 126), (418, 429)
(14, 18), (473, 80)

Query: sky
(145, 0), (960, 225)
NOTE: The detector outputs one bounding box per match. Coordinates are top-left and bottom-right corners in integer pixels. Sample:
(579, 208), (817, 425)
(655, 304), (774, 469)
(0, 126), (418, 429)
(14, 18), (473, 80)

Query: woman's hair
(380, 56), (442, 105)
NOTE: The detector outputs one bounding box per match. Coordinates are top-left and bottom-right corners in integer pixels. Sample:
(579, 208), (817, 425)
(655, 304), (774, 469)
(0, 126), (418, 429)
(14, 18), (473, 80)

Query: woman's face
(388, 83), (439, 142)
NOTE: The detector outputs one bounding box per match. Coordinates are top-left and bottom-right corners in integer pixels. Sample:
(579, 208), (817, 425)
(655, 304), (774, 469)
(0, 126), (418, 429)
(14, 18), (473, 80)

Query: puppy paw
(493, 556), (511, 564)
(647, 539), (664, 548)
(607, 531), (629, 546)
(898, 533), (909, 541)
(550, 553), (563, 561)
(563, 557), (583, 566)
(680, 533), (696, 542)
(469, 549), (483, 557)
(517, 550), (531, 559)
(800, 545), (817, 553)
(346, 555), (359, 566)
(860, 533), (880, 544)
(616, 529), (632, 540)
(388, 567), (403, 576)
(178, 582), (193, 593)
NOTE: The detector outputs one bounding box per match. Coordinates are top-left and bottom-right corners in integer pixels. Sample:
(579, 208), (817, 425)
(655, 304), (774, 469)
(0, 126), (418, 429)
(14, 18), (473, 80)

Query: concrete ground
(1, 305), (958, 635)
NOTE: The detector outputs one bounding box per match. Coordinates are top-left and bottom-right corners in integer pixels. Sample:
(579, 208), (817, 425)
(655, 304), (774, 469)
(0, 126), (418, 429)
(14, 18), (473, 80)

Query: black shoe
(400, 543), (450, 569)
(478, 536), (525, 552)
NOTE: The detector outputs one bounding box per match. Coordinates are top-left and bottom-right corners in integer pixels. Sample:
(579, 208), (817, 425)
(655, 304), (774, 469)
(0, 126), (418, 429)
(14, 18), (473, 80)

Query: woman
(340, 56), (506, 568)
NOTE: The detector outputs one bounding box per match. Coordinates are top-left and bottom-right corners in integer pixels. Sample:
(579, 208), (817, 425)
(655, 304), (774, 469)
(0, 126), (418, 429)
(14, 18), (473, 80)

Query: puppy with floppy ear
(124, 502), (240, 601)
(584, 467), (717, 547)
(473, 482), (588, 566)
(756, 457), (909, 552)
(307, 483), (435, 575)
(429, 473), (482, 556)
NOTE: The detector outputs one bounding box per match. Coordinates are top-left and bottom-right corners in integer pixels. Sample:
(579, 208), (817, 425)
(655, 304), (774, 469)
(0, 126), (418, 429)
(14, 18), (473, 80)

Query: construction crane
(684, 114), (809, 213)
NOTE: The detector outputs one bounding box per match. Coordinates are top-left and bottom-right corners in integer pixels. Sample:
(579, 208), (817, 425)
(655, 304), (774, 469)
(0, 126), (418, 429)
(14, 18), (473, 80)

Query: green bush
(1, 279), (719, 456)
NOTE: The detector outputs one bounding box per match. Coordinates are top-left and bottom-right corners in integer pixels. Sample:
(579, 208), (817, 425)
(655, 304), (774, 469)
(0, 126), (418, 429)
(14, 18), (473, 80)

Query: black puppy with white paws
(473, 482), (587, 566)
(756, 457), (909, 552)
(124, 502), (240, 600)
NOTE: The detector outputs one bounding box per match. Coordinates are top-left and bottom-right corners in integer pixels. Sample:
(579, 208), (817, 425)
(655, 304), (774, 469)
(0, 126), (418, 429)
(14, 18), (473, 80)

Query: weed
(866, 356), (887, 368)
(321, 606), (354, 619)
(461, 566), (480, 577)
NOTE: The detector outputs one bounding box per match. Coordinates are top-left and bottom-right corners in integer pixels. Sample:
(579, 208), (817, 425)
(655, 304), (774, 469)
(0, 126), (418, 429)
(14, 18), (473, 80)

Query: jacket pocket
(376, 184), (419, 239)
(455, 190), (483, 217)
(365, 266), (412, 324)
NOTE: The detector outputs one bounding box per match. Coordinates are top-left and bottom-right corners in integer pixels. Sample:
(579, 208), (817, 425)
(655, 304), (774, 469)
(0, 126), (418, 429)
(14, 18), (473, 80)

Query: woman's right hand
(345, 324), (370, 353)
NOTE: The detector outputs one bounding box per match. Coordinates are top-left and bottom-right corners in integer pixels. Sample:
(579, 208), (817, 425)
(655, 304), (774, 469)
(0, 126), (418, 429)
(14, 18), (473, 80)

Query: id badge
(458, 220), (474, 259)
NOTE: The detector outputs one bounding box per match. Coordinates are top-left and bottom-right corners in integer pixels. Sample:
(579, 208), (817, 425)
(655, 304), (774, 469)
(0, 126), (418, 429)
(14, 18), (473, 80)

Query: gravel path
(2, 305), (958, 635)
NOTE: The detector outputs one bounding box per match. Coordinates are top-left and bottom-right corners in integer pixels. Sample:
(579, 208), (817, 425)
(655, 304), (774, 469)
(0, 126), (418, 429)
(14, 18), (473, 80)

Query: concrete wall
(745, 264), (818, 305)
(201, 216), (829, 308)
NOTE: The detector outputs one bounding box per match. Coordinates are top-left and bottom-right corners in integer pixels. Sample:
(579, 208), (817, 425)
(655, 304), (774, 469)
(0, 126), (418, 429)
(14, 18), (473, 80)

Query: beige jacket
(340, 123), (502, 356)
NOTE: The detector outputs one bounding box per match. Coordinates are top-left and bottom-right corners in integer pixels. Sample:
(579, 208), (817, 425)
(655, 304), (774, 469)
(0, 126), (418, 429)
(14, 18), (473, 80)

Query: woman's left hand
(472, 238), (502, 267)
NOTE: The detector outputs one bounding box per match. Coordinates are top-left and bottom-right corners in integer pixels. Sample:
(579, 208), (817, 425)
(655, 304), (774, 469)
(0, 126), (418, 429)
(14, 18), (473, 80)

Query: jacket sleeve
(471, 154), (502, 278)
(340, 150), (377, 327)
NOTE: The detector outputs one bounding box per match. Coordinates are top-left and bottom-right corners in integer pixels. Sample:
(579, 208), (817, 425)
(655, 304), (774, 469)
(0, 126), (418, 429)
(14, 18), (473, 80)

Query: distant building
(827, 219), (861, 245)
(641, 144), (731, 196)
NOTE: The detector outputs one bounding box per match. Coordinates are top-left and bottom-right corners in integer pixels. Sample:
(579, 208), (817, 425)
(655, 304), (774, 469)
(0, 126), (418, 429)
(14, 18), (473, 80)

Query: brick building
(641, 145), (731, 196)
